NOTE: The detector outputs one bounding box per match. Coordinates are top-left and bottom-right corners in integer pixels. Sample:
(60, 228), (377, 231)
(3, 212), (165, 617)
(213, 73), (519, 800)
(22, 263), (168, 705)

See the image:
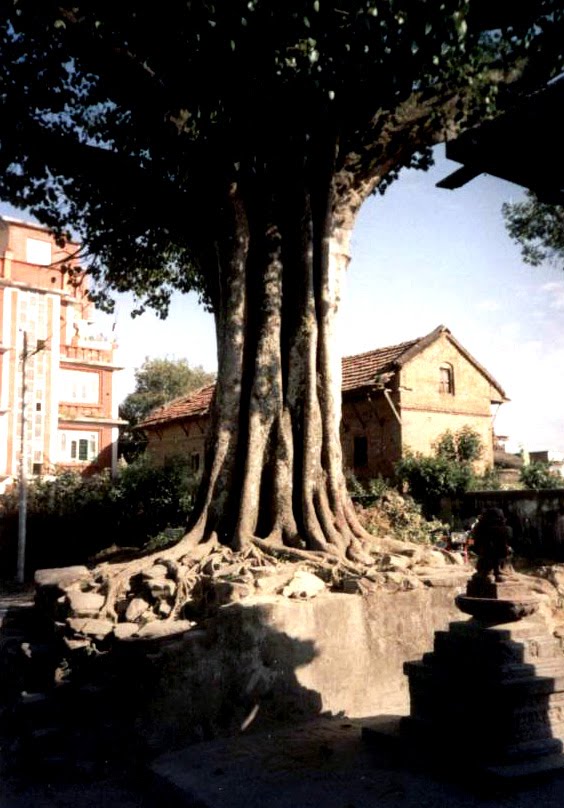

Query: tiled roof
(341, 338), (419, 392)
(139, 383), (215, 428)
(138, 325), (508, 429)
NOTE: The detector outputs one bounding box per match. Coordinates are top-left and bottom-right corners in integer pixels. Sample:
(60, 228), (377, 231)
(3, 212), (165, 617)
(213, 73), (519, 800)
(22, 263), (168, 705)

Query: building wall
(142, 333), (501, 481)
(0, 217), (122, 483)
(341, 395), (401, 479)
(144, 418), (209, 470)
(398, 333), (496, 473)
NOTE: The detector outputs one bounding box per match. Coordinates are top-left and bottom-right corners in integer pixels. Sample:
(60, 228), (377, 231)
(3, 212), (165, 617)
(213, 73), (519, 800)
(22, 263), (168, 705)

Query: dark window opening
(78, 439), (88, 461)
(32, 463), (42, 476)
(35, 402), (42, 411)
(354, 436), (368, 468)
(439, 364), (454, 395)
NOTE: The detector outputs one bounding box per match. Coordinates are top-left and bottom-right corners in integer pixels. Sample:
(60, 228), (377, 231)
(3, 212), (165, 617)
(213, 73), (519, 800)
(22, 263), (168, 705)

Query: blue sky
(2, 144), (563, 453)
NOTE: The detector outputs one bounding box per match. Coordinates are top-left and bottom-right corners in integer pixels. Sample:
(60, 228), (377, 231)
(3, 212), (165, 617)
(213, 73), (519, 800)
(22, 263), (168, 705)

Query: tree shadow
(0, 596), (325, 781)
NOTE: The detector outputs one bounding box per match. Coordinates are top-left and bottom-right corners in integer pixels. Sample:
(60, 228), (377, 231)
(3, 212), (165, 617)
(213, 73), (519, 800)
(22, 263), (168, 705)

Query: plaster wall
(144, 418), (209, 466)
(399, 334), (497, 472)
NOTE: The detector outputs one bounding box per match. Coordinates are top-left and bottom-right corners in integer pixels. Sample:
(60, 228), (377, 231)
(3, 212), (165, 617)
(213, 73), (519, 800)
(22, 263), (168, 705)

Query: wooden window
(354, 436), (368, 468)
(439, 364), (454, 395)
(59, 430), (98, 462)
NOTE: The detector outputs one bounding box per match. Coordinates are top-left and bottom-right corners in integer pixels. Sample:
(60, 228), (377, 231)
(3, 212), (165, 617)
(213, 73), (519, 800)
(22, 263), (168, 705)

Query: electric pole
(16, 332), (46, 584)
(17, 330), (28, 584)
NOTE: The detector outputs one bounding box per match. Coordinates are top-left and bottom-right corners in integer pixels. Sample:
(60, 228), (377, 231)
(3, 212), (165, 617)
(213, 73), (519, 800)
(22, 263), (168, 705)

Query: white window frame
(59, 430), (99, 463)
(60, 369), (100, 403)
(26, 237), (52, 266)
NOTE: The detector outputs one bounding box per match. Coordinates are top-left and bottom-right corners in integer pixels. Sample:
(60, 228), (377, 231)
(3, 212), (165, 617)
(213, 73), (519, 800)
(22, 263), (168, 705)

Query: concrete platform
(149, 716), (564, 808)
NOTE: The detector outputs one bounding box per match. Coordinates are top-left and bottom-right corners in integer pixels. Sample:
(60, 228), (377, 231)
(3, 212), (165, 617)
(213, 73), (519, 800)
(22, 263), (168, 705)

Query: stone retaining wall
(442, 489), (564, 558)
(134, 580), (466, 751)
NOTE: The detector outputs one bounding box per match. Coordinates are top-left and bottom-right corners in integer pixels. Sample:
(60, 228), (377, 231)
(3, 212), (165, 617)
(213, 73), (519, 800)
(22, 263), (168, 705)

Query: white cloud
(476, 299), (502, 312)
(541, 281), (564, 309)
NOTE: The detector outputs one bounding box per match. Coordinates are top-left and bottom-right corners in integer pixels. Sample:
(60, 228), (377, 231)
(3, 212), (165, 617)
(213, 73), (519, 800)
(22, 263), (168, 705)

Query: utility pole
(16, 332), (46, 584)
(17, 331), (28, 584)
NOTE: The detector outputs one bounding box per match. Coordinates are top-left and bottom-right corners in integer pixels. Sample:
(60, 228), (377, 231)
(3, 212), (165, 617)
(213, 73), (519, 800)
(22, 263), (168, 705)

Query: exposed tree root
(89, 518), (391, 625)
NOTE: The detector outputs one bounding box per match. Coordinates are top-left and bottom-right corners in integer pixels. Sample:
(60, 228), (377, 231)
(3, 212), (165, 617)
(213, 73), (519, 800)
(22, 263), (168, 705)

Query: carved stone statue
(469, 507), (515, 583)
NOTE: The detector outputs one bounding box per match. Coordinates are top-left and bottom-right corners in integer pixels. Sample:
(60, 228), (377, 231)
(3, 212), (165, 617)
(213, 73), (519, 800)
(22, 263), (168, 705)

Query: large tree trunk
(183, 168), (370, 560)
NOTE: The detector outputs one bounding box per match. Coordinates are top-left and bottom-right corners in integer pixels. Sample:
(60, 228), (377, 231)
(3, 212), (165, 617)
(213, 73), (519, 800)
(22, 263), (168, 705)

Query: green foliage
(396, 425), (483, 515)
(502, 192), (564, 270)
(0, 3), (562, 315)
(520, 462), (564, 491)
(469, 466), (502, 491)
(0, 455), (199, 573)
(358, 486), (448, 545)
(347, 472), (389, 506)
(435, 425), (483, 463)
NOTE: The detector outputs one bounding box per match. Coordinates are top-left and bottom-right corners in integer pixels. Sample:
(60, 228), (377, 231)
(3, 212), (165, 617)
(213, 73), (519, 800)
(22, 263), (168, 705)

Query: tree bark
(179, 169), (370, 559)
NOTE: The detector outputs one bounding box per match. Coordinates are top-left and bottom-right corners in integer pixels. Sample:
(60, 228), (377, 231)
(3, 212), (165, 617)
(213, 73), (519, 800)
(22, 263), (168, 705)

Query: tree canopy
(1, 2), (562, 316)
(2, 2), (564, 580)
(503, 192), (564, 270)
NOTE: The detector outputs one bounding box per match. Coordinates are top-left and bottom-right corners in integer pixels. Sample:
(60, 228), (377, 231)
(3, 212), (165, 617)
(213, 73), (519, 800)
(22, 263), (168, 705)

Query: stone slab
(150, 717), (409, 808)
(151, 715), (564, 808)
(363, 716), (564, 783)
(34, 566), (90, 590)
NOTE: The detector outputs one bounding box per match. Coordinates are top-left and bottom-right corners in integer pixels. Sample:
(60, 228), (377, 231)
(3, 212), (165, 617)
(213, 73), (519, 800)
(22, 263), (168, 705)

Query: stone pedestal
(400, 576), (564, 777)
(365, 574), (564, 780)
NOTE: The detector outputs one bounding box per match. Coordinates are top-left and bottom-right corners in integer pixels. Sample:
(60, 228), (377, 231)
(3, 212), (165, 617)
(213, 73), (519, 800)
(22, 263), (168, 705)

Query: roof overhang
(437, 76), (564, 203)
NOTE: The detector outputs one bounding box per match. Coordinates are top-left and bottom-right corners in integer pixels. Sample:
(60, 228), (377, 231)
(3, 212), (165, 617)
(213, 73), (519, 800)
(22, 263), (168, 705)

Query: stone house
(0, 215), (124, 488)
(138, 325), (507, 479)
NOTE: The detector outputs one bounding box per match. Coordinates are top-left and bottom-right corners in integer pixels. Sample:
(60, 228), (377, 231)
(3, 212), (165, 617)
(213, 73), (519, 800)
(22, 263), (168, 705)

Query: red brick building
(0, 216), (123, 489)
(138, 326), (508, 479)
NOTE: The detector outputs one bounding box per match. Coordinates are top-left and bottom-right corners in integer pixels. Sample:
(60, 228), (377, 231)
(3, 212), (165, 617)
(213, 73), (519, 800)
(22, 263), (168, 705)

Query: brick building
(138, 325), (507, 479)
(0, 215), (123, 489)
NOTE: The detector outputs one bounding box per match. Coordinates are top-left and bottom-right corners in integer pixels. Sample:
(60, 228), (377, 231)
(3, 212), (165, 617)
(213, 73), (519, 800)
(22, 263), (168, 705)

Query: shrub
(396, 426), (484, 517)
(469, 466), (502, 491)
(347, 473), (389, 507)
(0, 454), (199, 576)
(520, 462), (563, 491)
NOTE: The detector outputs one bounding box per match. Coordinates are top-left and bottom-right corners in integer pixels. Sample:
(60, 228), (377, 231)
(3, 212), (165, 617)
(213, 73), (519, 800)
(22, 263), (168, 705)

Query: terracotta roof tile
(138, 325), (508, 429)
(341, 338), (419, 392)
(139, 383), (215, 428)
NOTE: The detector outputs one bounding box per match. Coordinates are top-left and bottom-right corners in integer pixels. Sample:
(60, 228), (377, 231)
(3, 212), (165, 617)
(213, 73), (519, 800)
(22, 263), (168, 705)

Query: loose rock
(125, 597), (152, 623)
(67, 618), (115, 640)
(66, 590), (106, 618)
(282, 571), (325, 599)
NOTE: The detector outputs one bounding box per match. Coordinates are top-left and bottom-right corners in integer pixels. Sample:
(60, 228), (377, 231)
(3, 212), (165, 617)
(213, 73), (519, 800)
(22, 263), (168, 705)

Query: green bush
(347, 473), (389, 507)
(520, 462), (563, 490)
(0, 454), (199, 576)
(396, 426), (484, 517)
(469, 466), (502, 491)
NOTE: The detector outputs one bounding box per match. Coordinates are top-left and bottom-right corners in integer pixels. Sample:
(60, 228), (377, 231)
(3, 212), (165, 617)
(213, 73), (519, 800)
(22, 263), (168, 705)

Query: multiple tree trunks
(183, 169), (372, 560)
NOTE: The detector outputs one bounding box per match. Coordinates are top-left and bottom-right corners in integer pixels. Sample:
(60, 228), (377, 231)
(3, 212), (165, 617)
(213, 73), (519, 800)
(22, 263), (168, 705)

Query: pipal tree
(1, 2), (563, 610)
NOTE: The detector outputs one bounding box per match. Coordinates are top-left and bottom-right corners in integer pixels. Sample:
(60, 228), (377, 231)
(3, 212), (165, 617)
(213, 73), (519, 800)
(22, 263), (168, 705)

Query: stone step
(448, 617), (550, 642)
(408, 657), (561, 685)
(433, 630), (563, 666)
(401, 714), (564, 762)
